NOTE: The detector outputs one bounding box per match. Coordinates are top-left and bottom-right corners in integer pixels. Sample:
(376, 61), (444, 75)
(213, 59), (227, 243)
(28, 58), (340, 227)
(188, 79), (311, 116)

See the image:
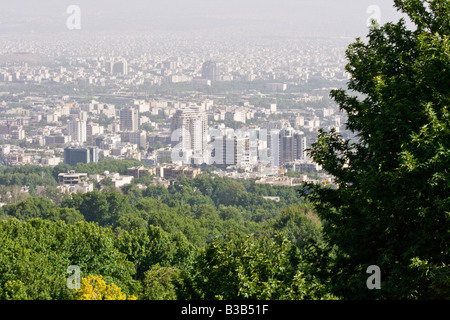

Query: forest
(0, 160), (330, 300)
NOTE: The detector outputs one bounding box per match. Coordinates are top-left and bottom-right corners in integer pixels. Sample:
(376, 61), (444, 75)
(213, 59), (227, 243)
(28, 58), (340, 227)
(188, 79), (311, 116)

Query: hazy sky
(0, 0), (411, 38)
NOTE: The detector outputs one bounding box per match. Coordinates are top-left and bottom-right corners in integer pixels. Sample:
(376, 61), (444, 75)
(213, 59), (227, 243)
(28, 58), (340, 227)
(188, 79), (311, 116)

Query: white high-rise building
(68, 119), (87, 143)
(224, 135), (251, 167)
(296, 135), (307, 160)
(171, 108), (207, 164)
(79, 111), (88, 121)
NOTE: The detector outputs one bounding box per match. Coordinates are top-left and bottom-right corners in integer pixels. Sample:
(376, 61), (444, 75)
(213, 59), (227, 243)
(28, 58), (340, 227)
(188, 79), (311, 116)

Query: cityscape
(0, 0), (446, 306)
(0, 27), (358, 199)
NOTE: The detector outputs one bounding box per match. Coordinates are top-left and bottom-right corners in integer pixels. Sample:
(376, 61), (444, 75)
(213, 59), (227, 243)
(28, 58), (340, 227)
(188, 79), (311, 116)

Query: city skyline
(0, 1), (410, 180)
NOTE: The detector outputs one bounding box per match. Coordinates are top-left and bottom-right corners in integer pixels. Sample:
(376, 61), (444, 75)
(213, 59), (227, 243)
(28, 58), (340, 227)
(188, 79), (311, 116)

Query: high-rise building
(201, 61), (219, 82)
(224, 135), (251, 167)
(63, 146), (99, 166)
(79, 111), (88, 121)
(67, 119), (87, 143)
(106, 58), (128, 75)
(280, 128), (295, 165)
(120, 106), (139, 132)
(294, 134), (307, 160)
(7, 124), (25, 140)
(105, 60), (114, 74)
(113, 59), (128, 76)
(279, 128), (307, 165)
(45, 135), (71, 146)
(124, 131), (147, 149)
(290, 115), (305, 129)
(163, 60), (178, 70)
(171, 108), (207, 164)
(86, 123), (104, 138)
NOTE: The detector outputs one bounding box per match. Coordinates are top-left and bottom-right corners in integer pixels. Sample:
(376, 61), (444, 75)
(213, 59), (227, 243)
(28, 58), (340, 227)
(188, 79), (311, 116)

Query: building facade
(67, 119), (87, 143)
(171, 108), (207, 164)
(63, 146), (99, 166)
(120, 106), (139, 132)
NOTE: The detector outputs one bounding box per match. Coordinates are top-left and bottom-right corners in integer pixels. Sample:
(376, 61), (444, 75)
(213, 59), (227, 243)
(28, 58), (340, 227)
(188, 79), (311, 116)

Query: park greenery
(0, 0), (448, 300)
(0, 159), (326, 300)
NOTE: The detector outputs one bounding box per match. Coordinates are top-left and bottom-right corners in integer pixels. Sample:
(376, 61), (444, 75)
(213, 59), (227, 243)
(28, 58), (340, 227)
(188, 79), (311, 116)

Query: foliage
(115, 226), (195, 281)
(61, 190), (135, 228)
(0, 165), (327, 300)
(0, 219), (136, 300)
(51, 158), (145, 179)
(272, 204), (323, 247)
(0, 165), (56, 197)
(140, 264), (181, 300)
(304, 0), (450, 299)
(75, 275), (137, 300)
(0, 197), (84, 224)
(185, 233), (335, 300)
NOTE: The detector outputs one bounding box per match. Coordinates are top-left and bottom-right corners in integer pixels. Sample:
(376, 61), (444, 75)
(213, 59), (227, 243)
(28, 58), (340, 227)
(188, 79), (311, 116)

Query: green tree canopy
(115, 225), (194, 281)
(184, 233), (334, 300)
(0, 197), (84, 224)
(0, 219), (136, 299)
(304, 0), (450, 299)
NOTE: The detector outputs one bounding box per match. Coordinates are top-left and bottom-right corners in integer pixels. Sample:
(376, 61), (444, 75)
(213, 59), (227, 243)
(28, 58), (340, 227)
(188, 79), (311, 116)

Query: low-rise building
(57, 170), (93, 194)
(159, 165), (201, 180)
(127, 166), (156, 179)
(58, 171), (89, 185)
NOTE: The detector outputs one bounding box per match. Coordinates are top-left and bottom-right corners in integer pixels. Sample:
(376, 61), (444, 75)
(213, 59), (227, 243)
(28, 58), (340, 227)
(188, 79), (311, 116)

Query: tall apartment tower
(201, 61), (219, 82)
(280, 127), (295, 165)
(120, 106), (139, 132)
(68, 119), (87, 143)
(279, 128), (308, 165)
(113, 59), (128, 76)
(295, 134), (307, 160)
(224, 135), (251, 167)
(171, 108), (207, 164)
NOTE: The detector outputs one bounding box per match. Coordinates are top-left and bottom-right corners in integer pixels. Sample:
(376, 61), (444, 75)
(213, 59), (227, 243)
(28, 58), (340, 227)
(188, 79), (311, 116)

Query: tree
(218, 205), (243, 221)
(0, 197), (84, 224)
(0, 219), (136, 300)
(304, 0), (450, 299)
(62, 190), (135, 227)
(273, 204), (323, 247)
(186, 233), (334, 300)
(140, 264), (181, 300)
(121, 184), (143, 206)
(99, 176), (114, 188)
(0, 280), (29, 300)
(75, 275), (137, 300)
(115, 226), (194, 281)
(62, 191), (109, 225)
